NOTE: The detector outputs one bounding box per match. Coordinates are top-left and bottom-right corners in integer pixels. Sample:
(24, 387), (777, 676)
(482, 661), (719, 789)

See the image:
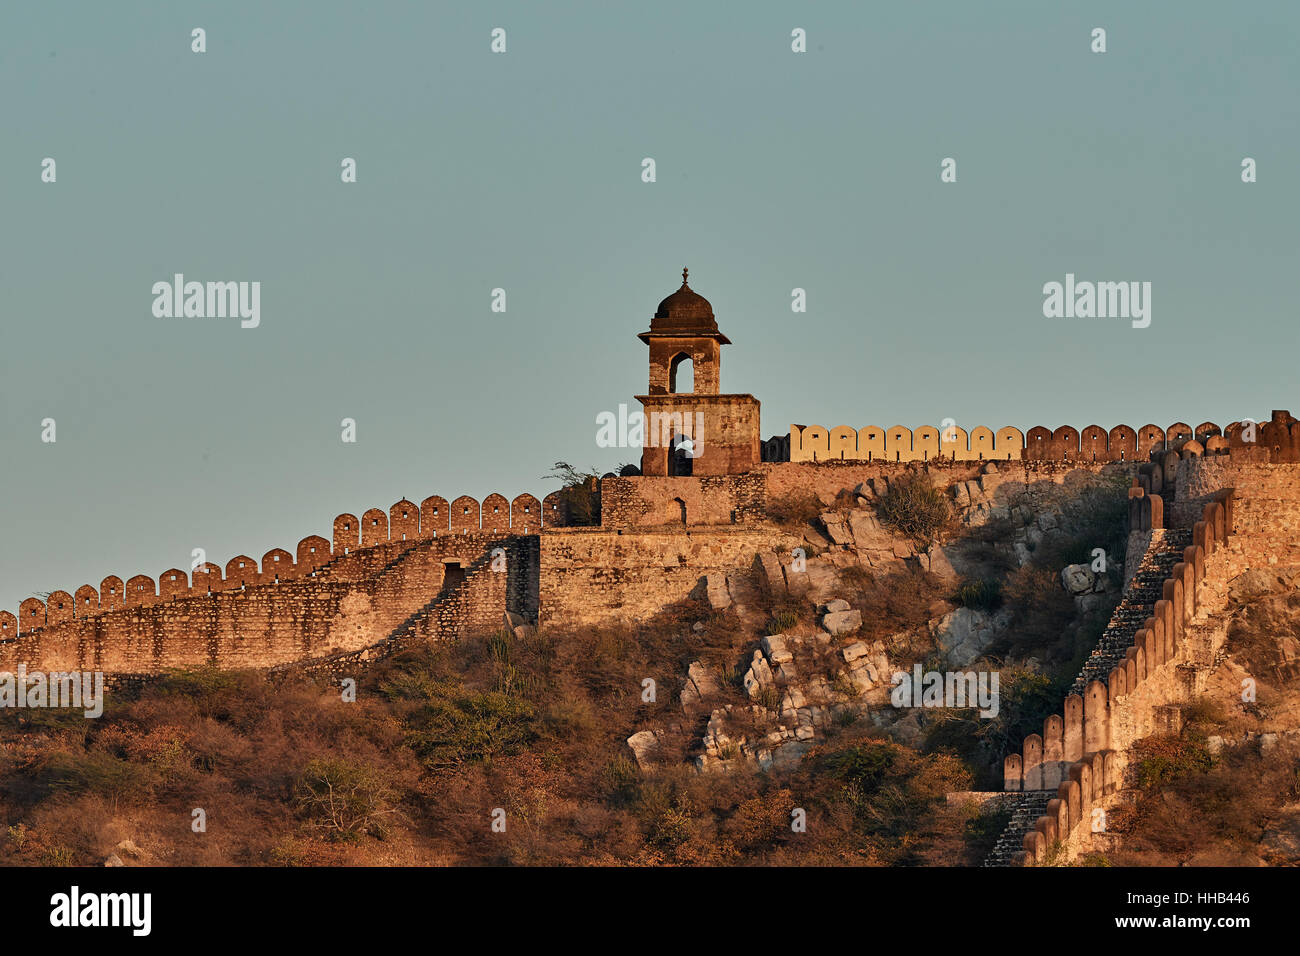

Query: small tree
(543, 462), (602, 526)
(293, 758), (399, 840)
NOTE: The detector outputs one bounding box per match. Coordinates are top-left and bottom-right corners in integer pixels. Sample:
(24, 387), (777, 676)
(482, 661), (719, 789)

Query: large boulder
(693, 572), (732, 611)
(761, 634), (794, 665)
(932, 607), (1011, 667)
(502, 611), (536, 640)
(753, 552), (789, 595)
(922, 545), (958, 581)
(953, 483), (971, 508)
(681, 661), (723, 710)
(848, 511), (893, 551)
(820, 512), (854, 546)
(823, 608), (863, 636)
(627, 730), (660, 769)
(743, 650), (775, 697)
(1061, 564), (1096, 595)
(800, 560), (839, 602)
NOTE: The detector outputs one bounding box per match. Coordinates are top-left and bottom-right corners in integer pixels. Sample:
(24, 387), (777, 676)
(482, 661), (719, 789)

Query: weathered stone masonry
(993, 429), (1300, 866)
(5, 267), (1296, 691)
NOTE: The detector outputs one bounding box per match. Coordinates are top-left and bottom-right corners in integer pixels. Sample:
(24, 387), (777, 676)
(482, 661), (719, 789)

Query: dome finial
(682, 266), (689, 287)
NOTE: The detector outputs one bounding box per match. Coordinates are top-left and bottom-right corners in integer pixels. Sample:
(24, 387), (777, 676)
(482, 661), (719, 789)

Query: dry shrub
(293, 757), (400, 840)
(1109, 736), (1300, 865)
(877, 473), (951, 544)
(847, 566), (946, 646)
(765, 491), (824, 529)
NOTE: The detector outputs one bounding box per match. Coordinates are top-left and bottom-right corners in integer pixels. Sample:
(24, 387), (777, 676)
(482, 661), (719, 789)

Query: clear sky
(2, 1), (1297, 611)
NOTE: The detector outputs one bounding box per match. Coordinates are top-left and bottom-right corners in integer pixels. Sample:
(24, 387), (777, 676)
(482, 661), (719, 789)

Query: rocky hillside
(629, 462), (1133, 789)
(0, 462), (1166, 867)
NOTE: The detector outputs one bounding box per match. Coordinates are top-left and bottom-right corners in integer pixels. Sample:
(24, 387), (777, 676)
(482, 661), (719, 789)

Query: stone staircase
(983, 526), (1192, 866)
(1069, 528), (1191, 695)
(982, 791), (1054, 867)
(268, 546), (501, 676)
(385, 547), (502, 645)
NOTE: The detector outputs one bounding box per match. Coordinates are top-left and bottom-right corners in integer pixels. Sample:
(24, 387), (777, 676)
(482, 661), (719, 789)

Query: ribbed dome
(649, 268), (721, 335)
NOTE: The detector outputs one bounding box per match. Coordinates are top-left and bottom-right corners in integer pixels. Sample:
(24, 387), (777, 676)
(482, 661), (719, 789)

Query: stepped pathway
(1069, 528), (1191, 696)
(982, 792), (1054, 867)
(270, 546), (501, 675)
(385, 546), (502, 646)
(983, 527), (1192, 866)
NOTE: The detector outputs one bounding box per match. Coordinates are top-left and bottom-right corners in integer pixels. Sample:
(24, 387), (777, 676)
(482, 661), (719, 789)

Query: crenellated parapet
(788, 417), (1300, 463)
(0, 491), (547, 641)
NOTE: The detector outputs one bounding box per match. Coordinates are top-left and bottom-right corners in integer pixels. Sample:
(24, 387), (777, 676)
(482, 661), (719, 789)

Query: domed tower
(636, 269), (760, 476)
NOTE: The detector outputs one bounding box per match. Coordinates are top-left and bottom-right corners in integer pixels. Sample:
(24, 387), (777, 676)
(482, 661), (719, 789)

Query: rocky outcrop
(695, 609), (894, 773)
(931, 606), (1012, 668)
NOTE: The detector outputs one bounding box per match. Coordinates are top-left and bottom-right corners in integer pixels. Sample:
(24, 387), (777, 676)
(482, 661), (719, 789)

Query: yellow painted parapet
(790, 423), (1024, 462)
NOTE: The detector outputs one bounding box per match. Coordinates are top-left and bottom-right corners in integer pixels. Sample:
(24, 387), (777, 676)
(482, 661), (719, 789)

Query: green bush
(877, 473), (951, 543)
(767, 610), (798, 635)
(953, 578), (1002, 610)
(44, 750), (159, 808)
(404, 691), (537, 769)
(600, 756), (640, 806)
(824, 742), (898, 793)
(1130, 737), (1214, 789)
(543, 462), (601, 526)
(821, 740), (972, 859)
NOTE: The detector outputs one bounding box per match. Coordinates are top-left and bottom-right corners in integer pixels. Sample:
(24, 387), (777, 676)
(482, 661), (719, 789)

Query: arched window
(669, 353), (694, 394)
(669, 433), (694, 476)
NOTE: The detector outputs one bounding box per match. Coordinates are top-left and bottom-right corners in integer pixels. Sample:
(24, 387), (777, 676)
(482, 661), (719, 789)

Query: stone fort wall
(538, 526), (795, 631)
(1, 490), (559, 641)
(1002, 489), (1236, 864)
(4, 411), (1296, 677)
(0, 530), (532, 675)
(789, 415), (1300, 463)
(1002, 442), (1300, 864)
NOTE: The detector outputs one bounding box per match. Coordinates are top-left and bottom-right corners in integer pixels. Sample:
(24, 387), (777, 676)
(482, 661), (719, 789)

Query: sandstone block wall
(1, 521), (534, 674)
(1174, 458), (1300, 571)
(1, 490), (545, 642)
(538, 527), (793, 630)
(5, 411), (1294, 680)
(600, 474), (767, 529)
(636, 393), (761, 476)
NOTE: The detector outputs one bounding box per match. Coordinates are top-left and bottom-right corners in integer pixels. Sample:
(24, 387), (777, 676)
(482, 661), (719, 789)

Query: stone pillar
(1004, 753), (1023, 792)
(1042, 714), (1065, 789)
(1063, 695), (1084, 762)
(1084, 680), (1109, 754)
(1023, 734), (1044, 790)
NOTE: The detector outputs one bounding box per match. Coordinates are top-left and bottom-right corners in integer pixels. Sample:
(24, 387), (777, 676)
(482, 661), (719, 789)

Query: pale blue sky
(2, 1), (1297, 610)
